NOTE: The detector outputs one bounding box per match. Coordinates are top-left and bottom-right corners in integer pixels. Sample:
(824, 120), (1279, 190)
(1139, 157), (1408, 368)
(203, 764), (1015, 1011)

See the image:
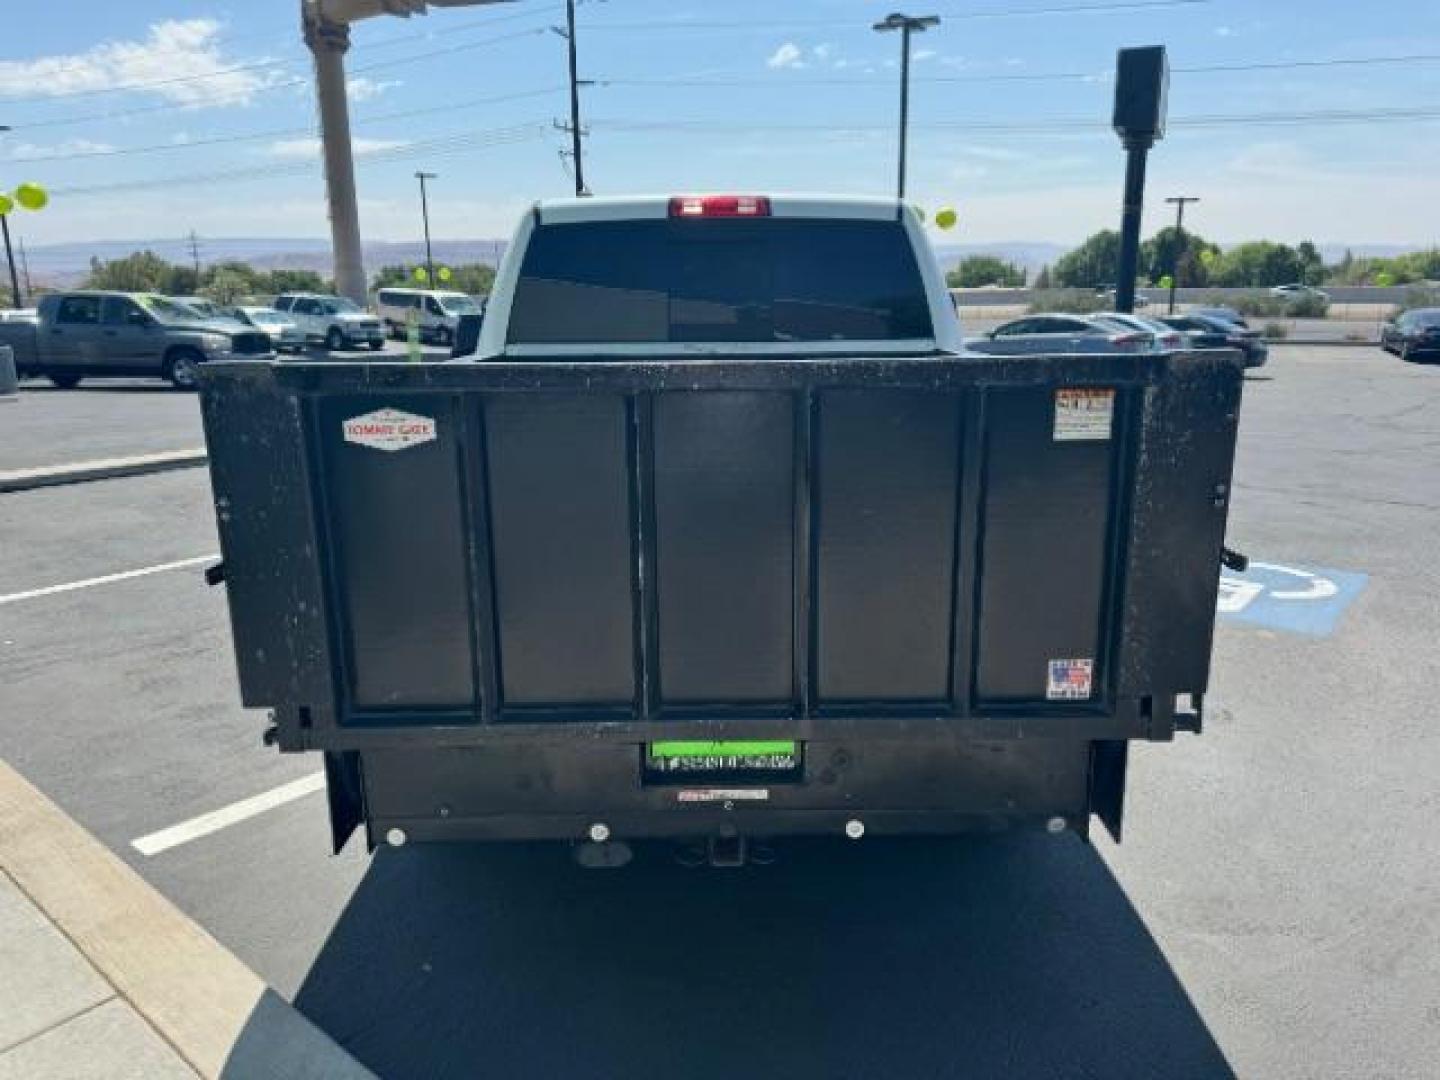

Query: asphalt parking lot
(2, 346), (1437, 1078)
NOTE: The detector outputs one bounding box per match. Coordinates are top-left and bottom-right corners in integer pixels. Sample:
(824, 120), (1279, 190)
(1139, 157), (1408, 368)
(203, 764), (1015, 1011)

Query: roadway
(1, 346), (1437, 1078)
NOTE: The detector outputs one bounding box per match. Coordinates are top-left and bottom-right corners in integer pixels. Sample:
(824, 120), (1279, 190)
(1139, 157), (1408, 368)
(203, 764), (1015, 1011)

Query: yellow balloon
(935, 207), (958, 230)
(14, 182), (48, 211)
(413, 266), (428, 282)
(0, 194), (12, 216)
(437, 266), (452, 282)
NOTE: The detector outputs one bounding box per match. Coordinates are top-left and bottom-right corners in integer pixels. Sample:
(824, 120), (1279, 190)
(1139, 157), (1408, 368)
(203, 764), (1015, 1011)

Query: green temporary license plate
(646, 740), (799, 774)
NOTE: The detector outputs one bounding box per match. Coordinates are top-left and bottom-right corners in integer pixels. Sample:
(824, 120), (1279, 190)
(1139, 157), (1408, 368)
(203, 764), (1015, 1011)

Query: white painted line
(0, 554), (218, 607)
(132, 772), (326, 857)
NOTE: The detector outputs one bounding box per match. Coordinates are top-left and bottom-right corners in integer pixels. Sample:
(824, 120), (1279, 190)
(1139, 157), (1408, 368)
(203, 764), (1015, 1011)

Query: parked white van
(374, 288), (484, 347)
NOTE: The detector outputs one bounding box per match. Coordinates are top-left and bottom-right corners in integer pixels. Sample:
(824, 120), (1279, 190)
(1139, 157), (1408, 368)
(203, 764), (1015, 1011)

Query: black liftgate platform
(199, 351), (1242, 850)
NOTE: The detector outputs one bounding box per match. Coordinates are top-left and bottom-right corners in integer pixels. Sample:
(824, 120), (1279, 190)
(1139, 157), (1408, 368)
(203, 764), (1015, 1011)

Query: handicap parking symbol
(1216, 561), (1368, 637)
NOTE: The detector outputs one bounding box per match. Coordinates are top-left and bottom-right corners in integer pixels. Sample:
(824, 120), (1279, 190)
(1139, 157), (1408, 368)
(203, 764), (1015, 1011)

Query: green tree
(202, 266), (257, 305)
(1033, 264), (1052, 290)
(1210, 241), (1305, 287)
(263, 268), (329, 294)
(1052, 230), (1121, 288)
(85, 250), (178, 292)
(946, 255), (1025, 288)
(1141, 226), (1218, 287)
(370, 262), (496, 295)
(1296, 241), (1325, 286)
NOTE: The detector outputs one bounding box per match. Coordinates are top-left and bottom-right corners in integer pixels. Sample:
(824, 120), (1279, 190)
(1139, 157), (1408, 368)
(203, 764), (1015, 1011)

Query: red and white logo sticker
(342, 408), (437, 452)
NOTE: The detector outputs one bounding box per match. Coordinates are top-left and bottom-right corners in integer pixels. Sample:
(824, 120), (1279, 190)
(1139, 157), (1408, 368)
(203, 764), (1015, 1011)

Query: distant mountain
(930, 243), (1068, 274)
(20, 238), (511, 288)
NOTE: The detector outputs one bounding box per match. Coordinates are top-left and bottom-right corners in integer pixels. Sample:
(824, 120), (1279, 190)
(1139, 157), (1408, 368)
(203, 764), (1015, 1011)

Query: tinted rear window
(507, 217), (933, 345)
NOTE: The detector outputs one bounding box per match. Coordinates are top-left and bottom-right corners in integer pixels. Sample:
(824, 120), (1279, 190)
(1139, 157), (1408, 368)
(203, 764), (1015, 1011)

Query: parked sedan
(964, 313), (1157, 356)
(1380, 307), (1440, 362)
(1092, 312), (1187, 350)
(1160, 313), (1269, 368)
(1192, 306), (1248, 328)
(228, 306), (305, 353)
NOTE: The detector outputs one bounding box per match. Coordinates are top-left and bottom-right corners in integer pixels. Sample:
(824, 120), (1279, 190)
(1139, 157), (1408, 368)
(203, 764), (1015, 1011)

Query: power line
(589, 0), (1209, 31)
(0, 4), (561, 105)
(588, 105), (1440, 135)
(598, 51), (1440, 88)
(6, 86), (565, 163)
(48, 122), (549, 197)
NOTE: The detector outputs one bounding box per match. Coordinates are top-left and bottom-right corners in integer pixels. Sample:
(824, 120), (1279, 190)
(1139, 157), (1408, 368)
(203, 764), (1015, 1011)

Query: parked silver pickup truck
(0, 291), (274, 389)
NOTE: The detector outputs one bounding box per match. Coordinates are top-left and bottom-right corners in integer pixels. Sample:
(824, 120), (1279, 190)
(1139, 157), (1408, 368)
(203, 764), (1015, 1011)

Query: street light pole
(415, 171), (437, 289)
(1164, 195), (1199, 315)
(873, 13), (939, 201)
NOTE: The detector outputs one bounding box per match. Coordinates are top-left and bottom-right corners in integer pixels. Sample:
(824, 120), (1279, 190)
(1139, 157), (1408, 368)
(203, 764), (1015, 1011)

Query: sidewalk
(0, 869), (196, 1078)
(0, 760), (373, 1079)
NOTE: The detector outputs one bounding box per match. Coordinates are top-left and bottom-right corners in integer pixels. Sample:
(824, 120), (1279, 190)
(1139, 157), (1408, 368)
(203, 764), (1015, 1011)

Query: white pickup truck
(473, 193), (963, 360)
(199, 193), (1242, 864)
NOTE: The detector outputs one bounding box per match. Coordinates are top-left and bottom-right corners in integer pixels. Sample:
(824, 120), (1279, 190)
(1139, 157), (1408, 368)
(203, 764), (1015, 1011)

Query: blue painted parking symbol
(1216, 561), (1368, 637)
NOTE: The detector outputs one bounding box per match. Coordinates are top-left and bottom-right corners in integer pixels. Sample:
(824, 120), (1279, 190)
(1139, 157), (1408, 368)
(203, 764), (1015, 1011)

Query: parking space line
(0, 555), (218, 607)
(131, 772), (326, 857)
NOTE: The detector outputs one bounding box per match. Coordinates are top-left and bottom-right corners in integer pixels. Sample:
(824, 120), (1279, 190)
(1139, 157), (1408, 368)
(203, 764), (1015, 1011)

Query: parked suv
(274, 293), (384, 351)
(374, 287), (483, 346)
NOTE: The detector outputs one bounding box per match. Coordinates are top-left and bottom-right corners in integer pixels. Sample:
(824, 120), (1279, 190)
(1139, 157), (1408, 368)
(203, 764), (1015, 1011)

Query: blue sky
(2, 0), (1438, 248)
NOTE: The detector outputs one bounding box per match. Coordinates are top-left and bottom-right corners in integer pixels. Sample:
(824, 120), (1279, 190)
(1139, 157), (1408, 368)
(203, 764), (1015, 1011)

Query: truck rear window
(507, 218), (933, 345)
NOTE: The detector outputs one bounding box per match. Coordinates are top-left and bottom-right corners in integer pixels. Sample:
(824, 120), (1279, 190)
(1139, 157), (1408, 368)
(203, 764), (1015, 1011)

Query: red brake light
(1109, 331), (1147, 346)
(669, 195), (771, 218)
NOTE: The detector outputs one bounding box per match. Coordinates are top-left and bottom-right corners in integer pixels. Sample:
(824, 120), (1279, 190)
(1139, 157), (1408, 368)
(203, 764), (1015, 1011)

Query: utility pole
(415, 171), (437, 289)
(873, 13), (940, 201)
(187, 230), (202, 282)
(1164, 195), (1199, 315)
(18, 235), (32, 295)
(0, 124), (18, 308)
(552, 0), (590, 196)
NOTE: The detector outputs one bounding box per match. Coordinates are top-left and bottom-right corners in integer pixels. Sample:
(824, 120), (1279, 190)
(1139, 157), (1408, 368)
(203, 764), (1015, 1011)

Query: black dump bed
(199, 352), (1241, 846)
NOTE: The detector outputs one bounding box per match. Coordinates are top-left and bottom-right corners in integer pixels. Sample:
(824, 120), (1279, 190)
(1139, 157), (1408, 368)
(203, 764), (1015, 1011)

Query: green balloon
(0, 194), (12, 216)
(413, 266), (428, 283)
(437, 266), (452, 282)
(15, 182), (48, 211)
(1159, 275), (1174, 289)
(935, 207), (958, 230)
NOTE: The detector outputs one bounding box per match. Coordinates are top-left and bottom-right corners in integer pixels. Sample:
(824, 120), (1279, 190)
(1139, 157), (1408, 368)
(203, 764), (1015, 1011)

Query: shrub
(1195, 292), (1329, 319)
(1026, 289), (1109, 315)
(1401, 286), (1440, 312)
(1262, 321), (1288, 340)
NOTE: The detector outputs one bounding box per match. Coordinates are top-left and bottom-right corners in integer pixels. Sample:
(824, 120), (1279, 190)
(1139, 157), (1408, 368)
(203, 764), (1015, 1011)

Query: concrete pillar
(302, 3), (367, 304)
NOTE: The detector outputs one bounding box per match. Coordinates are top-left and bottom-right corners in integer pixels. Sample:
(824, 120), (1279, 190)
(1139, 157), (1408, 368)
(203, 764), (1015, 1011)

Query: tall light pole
(872, 12), (939, 201)
(415, 171), (437, 289)
(1164, 195), (1199, 315)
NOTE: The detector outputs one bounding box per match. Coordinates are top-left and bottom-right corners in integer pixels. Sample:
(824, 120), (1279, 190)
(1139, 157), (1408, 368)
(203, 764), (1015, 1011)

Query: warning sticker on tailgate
(1047, 658), (1094, 700)
(1053, 389), (1114, 442)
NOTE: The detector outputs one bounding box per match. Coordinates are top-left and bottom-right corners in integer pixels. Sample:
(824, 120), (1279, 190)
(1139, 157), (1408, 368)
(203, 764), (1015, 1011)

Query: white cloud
(1215, 25), (1234, 37)
(0, 20), (282, 107)
(267, 137), (409, 159)
(7, 138), (116, 161)
(813, 44), (833, 60)
(913, 49), (937, 62)
(766, 42), (804, 70)
(346, 76), (402, 102)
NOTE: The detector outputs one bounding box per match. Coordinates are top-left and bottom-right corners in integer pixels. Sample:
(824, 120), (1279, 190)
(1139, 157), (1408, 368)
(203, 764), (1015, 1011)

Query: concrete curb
(0, 760), (374, 1079)
(0, 449), (207, 494)
(1268, 339), (1381, 348)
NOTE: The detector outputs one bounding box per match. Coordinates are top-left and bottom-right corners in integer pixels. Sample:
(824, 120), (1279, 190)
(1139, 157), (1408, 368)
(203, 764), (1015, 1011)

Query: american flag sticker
(1047, 658), (1094, 700)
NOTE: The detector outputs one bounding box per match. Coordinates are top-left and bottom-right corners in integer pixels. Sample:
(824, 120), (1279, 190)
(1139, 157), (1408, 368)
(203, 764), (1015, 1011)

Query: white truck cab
(476, 194), (962, 361)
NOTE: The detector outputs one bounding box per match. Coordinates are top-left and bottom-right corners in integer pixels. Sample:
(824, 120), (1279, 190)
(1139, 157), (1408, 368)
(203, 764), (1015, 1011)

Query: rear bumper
(344, 737), (1121, 849)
